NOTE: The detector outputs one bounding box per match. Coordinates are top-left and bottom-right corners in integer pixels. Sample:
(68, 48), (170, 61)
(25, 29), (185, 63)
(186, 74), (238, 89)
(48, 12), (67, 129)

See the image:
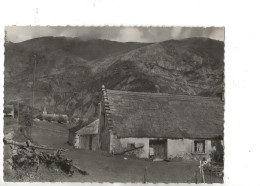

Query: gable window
(194, 140), (205, 154)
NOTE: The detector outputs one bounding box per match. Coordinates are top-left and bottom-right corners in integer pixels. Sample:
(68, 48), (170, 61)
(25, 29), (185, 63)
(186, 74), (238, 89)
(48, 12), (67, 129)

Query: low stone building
(4, 104), (14, 118)
(41, 107), (68, 123)
(68, 119), (99, 150)
(98, 85), (224, 160)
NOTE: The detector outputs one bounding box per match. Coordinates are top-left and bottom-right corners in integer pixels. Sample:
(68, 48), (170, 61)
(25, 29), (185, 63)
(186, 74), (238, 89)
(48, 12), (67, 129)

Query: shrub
(45, 116), (52, 122)
(18, 106), (33, 139)
(51, 115), (58, 123)
(210, 140), (224, 163)
(210, 150), (224, 163)
(57, 115), (67, 124)
(36, 114), (43, 120)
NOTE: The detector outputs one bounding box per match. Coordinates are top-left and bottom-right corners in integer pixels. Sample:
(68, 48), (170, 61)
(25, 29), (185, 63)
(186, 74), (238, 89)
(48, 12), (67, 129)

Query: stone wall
(78, 134), (99, 150)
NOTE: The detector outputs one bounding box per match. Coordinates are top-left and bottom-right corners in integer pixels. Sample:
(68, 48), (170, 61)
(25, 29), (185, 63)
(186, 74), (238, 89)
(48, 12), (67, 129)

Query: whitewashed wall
(167, 139), (214, 159)
(111, 135), (150, 158)
(74, 134), (80, 148)
(110, 135), (218, 159)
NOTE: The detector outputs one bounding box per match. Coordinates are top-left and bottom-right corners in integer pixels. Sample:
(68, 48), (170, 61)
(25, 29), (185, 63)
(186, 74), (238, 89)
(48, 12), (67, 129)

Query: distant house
(68, 119), (99, 150)
(98, 85), (224, 160)
(4, 104), (14, 118)
(43, 107), (47, 115)
(41, 107), (68, 123)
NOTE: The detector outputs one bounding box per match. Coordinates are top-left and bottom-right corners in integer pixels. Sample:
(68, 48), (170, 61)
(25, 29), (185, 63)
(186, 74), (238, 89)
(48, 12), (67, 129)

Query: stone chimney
(155, 85), (160, 93)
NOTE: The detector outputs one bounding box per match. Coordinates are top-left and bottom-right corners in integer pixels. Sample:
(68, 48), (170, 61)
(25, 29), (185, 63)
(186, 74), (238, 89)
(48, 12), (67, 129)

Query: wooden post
(32, 54), (37, 109)
(143, 166), (147, 183)
(195, 171), (198, 184)
(199, 160), (202, 174)
(17, 102), (19, 122)
(11, 104), (14, 118)
(201, 165), (205, 183)
(210, 168), (213, 183)
(17, 102), (19, 121)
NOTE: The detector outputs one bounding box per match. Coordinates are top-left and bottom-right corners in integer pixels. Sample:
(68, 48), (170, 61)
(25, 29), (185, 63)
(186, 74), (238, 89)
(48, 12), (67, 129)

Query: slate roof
(104, 89), (224, 139)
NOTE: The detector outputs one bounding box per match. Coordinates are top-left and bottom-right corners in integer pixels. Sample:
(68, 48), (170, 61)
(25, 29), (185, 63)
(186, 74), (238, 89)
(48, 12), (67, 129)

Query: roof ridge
(69, 118), (98, 132)
(106, 89), (222, 101)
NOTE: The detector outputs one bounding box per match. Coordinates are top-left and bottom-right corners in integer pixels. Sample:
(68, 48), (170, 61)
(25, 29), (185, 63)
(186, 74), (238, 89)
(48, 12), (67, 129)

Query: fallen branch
(72, 164), (88, 175)
(3, 138), (67, 151)
(4, 138), (88, 178)
(114, 146), (144, 155)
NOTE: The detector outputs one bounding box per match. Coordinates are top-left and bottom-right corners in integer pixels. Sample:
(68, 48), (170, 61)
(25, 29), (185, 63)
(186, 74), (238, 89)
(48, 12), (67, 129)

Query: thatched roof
(69, 118), (97, 133)
(104, 89), (224, 139)
(4, 104), (14, 113)
(76, 119), (99, 135)
(69, 123), (86, 133)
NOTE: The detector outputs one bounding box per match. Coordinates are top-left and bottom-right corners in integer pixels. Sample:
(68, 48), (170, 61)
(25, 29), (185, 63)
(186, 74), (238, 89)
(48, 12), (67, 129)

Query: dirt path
(65, 149), (199, 183)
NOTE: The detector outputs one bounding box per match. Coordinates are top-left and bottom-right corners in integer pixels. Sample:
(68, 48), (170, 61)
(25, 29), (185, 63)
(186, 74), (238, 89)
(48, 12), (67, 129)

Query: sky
(5, 26), (224, 43)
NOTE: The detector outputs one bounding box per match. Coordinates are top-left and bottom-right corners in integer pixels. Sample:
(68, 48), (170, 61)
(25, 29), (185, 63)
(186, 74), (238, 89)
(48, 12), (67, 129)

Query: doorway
(89, 135), (93, 150)
(149, 139), (167, 160)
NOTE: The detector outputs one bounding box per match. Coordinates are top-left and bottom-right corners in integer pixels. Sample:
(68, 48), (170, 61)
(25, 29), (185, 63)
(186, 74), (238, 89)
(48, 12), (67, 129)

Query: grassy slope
(4, 119), (222, 182)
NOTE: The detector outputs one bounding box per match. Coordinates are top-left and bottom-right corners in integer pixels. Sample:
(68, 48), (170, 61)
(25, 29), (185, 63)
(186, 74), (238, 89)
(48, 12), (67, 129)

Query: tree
(18, 105), (33, 139)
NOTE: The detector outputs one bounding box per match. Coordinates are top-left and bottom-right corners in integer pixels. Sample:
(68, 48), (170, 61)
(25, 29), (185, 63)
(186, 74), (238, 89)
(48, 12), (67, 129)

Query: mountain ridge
(4, 37), (224, 118)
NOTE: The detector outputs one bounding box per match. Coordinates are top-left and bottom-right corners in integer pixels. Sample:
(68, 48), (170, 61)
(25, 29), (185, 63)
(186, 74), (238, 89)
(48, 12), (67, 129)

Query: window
(194, 140), (205, 153)
(127, 143), (135, 149)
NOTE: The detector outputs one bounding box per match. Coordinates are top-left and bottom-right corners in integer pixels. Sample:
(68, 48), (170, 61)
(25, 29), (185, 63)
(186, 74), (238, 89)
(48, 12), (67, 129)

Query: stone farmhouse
(98, 85), (224, 160)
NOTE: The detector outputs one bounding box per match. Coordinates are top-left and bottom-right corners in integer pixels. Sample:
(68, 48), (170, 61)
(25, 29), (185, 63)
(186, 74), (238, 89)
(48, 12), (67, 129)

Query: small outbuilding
(68, 119), (99, 150)
(4, 104), (14, 118)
